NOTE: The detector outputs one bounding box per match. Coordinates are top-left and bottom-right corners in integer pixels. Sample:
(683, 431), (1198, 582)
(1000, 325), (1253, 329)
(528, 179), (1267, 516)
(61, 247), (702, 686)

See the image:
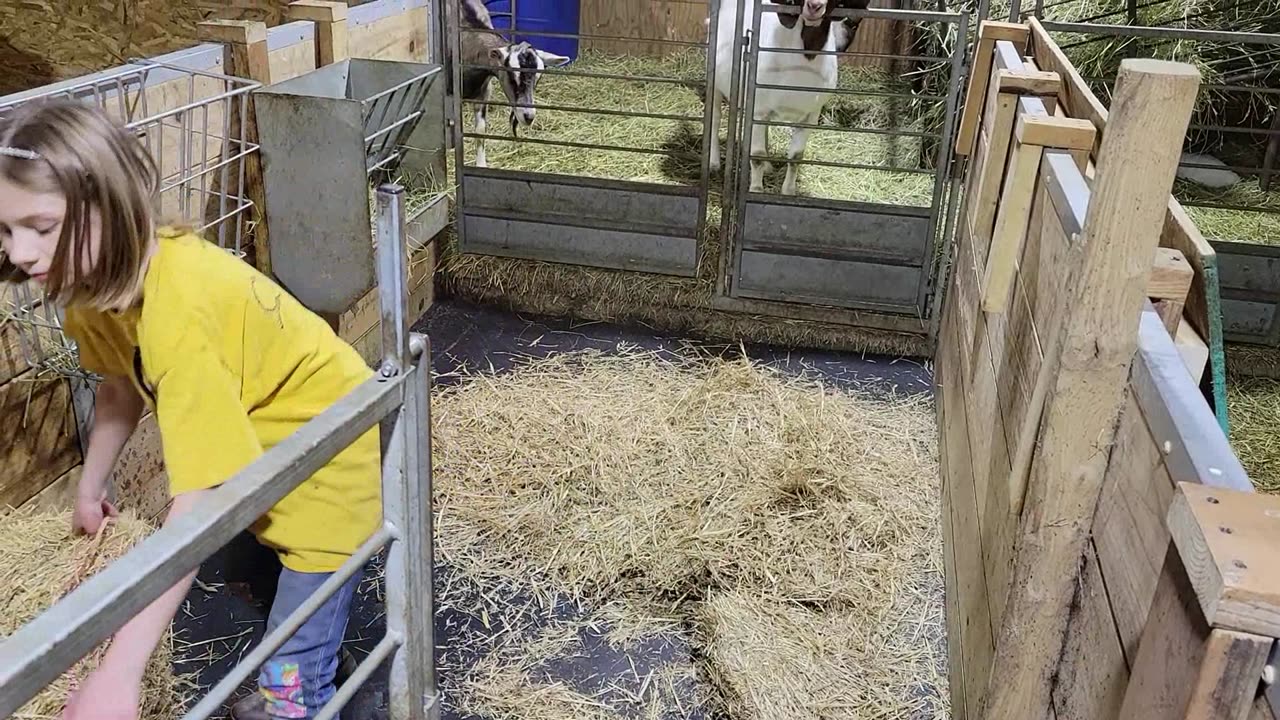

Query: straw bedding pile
(432, 349), (946, 718)
(1, 506), (188, 719)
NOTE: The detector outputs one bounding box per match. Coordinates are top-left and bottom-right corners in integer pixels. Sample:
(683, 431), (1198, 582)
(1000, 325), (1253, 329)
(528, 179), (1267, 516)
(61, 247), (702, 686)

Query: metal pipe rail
(0, 184), (439, 720)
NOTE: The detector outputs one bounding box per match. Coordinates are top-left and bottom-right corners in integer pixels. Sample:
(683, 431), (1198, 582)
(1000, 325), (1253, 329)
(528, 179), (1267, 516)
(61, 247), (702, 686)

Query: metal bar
(746, 153), (935, 174)
(1178, 159), (1279, 175)
(458, 26), (706, 48)
(1039, 20), (1280, 46)
(472, 97), (703, 123)
(921, 12), (967, 315)
(0, 374), (406, 718)
(314, 634), (404, 720)
(377, 184), (410, 373)
(761, 3), (964, 22)
(750, 117), (942, 139)
(754, 46), (949, 62)
(751, 81), (947, 101)
(179, 528), (394, 720)
(448, 0), (469, 251)
(457, 62), (699, 87)
(732, 0), (765, 287)
(696, 0), (723, 257)
(1264, 108), (1280, 192)
(718, 0), (749, 298)
(1188, 123), (1280, 138)
(462, 132), (700, 159)
(1177, 199), (1280, 215)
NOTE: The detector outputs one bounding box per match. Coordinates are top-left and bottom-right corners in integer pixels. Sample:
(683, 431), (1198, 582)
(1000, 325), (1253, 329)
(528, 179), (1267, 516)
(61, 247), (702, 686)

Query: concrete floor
(172, 298), (935, 719)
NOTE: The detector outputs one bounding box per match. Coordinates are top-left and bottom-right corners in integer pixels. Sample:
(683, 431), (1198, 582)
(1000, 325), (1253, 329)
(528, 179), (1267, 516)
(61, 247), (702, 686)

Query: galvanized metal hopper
(254, 58), (445, 314)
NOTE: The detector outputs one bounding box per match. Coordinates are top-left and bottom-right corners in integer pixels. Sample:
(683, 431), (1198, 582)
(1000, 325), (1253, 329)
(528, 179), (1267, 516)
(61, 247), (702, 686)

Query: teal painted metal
(1202, 259), (1230, 435)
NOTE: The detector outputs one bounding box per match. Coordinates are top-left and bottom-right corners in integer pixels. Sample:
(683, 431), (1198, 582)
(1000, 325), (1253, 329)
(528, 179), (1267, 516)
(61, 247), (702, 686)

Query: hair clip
(0, 147), (41, 161)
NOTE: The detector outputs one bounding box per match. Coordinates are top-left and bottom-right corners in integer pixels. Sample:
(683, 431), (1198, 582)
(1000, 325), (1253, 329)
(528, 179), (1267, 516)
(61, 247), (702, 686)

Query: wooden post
(956, 21), (1031, 158)
(287, 1), (350, 66)
(1149, 247), (1195, 334)
(981, 58), (1201, 720)
(197, 20), (273, 277)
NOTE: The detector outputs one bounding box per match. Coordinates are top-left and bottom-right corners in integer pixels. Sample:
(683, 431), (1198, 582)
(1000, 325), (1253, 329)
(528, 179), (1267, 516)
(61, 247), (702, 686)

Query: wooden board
(1051, 544), (1130, 720)
(349, 6), (428, 61)
(1168, 482), (1280, 638)
(0, 375), (82, 509)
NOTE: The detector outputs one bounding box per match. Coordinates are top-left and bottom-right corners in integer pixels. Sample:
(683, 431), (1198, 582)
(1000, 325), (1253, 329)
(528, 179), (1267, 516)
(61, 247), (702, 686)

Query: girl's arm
(62, 489), (208, 720)
(74, 375), (146, 533)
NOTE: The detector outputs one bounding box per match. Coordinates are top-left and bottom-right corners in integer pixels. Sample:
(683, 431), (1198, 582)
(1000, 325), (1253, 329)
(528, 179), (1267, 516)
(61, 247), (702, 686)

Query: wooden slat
(957, 21), (1030, 157)
(984, 59), (1201, 720)
(1093, 392), (1175, 661)
(941, 296), (996, 719)
(287, 0), (350, 66)
(1168, 482), (1280, 638)
(982, 137), (1045, 313)
(349, 6), (429, 62)
(0, 376), (82, 509)
(1121, 548), (1271, 720)
(1051, 543), (1130, 720)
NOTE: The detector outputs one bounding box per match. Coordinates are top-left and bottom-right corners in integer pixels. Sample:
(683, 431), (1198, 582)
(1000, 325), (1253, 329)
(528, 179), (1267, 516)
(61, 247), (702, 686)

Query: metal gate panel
(1214, 240), (1280, 346)
(446, 0), (719, 277)
(721, 5), (968, 317)
(459, 170), (701, 274)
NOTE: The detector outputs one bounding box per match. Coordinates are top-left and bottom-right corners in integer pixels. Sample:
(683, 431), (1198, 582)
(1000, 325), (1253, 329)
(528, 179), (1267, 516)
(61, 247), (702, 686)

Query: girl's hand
(62, 666), (140, 720)
(72, 493), (118, 535)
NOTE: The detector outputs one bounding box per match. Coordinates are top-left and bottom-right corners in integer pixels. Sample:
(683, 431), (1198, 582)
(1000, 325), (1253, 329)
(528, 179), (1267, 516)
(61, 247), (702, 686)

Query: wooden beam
(982, 58), (1202, 720)
(1121, 548), (1271, 720)
(983, 115), (1097, 314)
(996, 68), (1061, 96)
(288, 1), (350, 67)
(1168, 482), (1280, 638)
(1149, 247), (1195, 333)
(957, 21), (1031, 157)
(197, 20), (272, 277)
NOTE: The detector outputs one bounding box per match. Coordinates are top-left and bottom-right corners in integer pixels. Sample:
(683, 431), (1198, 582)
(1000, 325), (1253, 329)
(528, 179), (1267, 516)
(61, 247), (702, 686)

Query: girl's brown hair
(0, 98), (159, 309)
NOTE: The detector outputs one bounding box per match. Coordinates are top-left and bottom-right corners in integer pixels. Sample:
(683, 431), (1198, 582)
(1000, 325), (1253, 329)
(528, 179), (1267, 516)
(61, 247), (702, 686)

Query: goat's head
(489, 42), (571, 131)
(776, 0), (870, 31)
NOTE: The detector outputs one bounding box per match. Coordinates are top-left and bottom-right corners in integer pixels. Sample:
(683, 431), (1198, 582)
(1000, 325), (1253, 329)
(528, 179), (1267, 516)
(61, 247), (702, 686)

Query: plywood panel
(0, 375), (82, 509)
(269, 39), (320, 81)
(580, 0), (707, 57)
(1052, 544), (1129, 720)
(350, 7), (429, 62)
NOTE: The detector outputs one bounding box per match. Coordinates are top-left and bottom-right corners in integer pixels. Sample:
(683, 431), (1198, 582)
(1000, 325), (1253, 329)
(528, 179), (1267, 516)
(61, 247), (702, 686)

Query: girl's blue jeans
(256, 567), (362, 719)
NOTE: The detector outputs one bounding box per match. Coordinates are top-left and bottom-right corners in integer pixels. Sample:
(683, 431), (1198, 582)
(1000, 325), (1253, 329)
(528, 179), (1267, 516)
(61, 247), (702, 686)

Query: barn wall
(0, 0), (436, 520)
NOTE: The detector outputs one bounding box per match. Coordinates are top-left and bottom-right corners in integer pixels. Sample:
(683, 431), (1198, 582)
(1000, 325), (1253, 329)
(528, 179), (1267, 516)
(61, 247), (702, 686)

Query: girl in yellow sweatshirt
(0, 99), (382, 720)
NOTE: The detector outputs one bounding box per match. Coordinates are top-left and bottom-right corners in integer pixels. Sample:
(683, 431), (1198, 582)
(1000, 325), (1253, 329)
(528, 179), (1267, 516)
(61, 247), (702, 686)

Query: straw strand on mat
(1, 506), (191, 719)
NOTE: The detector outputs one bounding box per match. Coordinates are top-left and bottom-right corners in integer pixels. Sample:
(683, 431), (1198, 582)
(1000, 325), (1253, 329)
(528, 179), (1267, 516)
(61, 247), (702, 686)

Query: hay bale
(1, 506), (188, 719)
(700, 590), (946, 720)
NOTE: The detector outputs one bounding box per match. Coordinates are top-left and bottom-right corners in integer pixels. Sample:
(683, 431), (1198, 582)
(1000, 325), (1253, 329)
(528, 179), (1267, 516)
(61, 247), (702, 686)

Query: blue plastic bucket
(484, 0), (581, 63)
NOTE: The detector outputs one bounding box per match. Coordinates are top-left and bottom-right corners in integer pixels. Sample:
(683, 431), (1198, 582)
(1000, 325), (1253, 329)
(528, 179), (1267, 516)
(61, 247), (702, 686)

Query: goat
(458, 0), (570, 167)
(708, 0), (867, 195)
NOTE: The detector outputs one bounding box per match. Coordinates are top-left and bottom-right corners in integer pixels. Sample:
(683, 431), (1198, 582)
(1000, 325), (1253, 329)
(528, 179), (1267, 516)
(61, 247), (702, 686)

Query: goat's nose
(805, 0), (823, 12)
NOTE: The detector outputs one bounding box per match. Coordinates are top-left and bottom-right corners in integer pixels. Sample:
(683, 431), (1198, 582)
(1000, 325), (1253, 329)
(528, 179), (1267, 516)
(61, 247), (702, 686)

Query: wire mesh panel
(0, 61), (260, 378)
(721, 5), (969, 316)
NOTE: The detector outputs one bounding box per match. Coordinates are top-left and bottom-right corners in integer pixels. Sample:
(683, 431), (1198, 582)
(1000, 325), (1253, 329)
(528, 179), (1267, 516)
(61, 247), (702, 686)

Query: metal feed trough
(254, 58), (447, 315)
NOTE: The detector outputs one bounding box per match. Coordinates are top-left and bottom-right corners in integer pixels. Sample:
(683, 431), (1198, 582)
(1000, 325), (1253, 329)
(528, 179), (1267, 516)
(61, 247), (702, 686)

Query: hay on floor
(1, 506), (188, 719)
(431, 349), (946, 718)
(701, 591), (946, 719)
(1228, 375), (1280, 494)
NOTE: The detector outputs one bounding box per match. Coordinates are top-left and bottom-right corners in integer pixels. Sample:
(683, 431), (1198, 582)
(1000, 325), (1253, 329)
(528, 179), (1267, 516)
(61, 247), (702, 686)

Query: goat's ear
(536, 50), (571, 68)
(489, 46), (510, 64)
